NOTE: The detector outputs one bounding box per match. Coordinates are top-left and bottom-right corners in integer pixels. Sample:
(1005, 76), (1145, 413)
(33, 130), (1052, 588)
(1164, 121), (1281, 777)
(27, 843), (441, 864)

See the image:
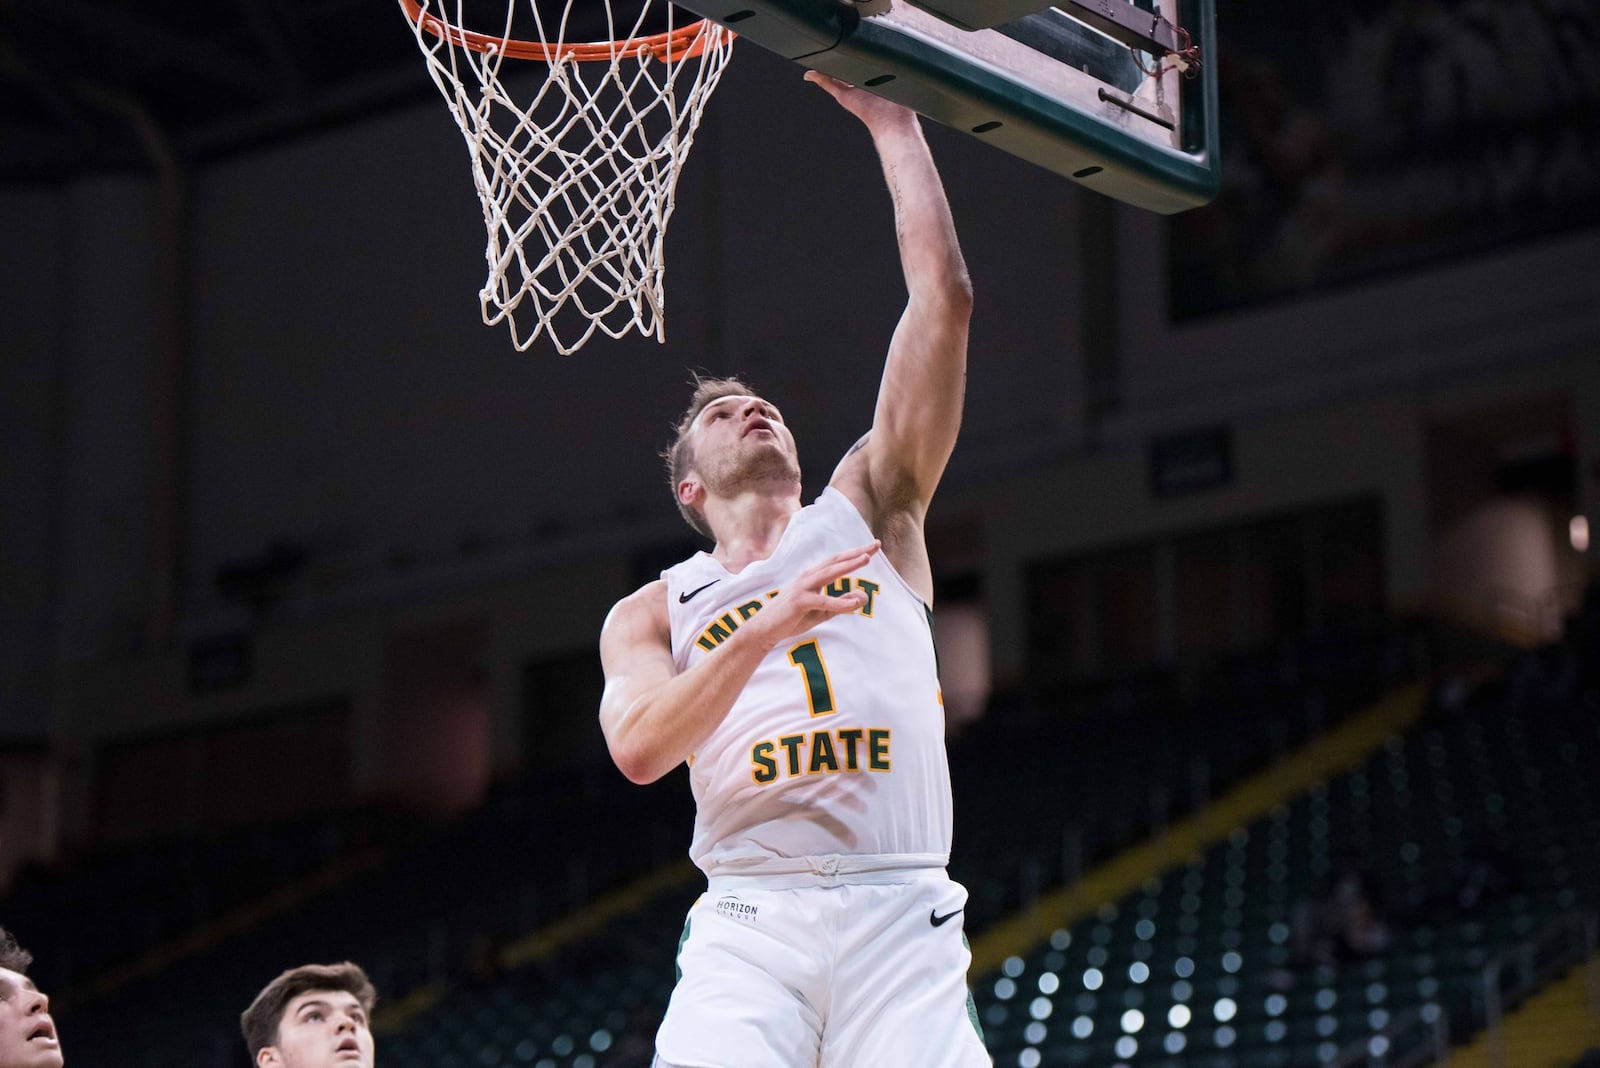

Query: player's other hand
(804, 71), (919, 135)
(749, 541), (879, 649)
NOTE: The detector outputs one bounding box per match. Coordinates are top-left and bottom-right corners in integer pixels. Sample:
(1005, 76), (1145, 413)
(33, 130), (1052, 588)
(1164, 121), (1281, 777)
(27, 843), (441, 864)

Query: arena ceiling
(0, 0), (441, 182)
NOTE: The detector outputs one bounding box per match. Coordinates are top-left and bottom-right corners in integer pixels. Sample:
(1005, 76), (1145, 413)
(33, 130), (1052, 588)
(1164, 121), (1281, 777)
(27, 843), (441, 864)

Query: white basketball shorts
(653, 868), (991, 1067)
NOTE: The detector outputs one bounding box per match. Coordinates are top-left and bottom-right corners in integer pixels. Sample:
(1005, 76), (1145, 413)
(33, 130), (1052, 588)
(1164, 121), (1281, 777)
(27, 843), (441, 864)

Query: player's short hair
(663, 374), (766, 539)
(240, 962), (377, 1058)
(0, 928), (33, 974)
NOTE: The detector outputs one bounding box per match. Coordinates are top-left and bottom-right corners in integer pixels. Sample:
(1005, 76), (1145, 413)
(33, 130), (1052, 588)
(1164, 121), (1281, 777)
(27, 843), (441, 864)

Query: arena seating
(47, 617), (1600, 1068)
(2, 806), (389, 995)
(46, 766), (693, 1068)
(973, 642), (1598, 1067)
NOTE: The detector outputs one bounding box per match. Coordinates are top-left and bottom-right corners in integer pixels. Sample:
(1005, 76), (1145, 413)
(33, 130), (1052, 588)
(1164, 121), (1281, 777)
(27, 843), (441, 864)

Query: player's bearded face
(693, 398), (801, 495)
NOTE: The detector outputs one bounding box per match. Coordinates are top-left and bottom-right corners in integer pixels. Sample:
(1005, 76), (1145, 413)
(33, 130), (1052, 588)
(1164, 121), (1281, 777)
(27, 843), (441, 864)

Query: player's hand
(747, 541), (879, 649)
(804, 71), (919, 136)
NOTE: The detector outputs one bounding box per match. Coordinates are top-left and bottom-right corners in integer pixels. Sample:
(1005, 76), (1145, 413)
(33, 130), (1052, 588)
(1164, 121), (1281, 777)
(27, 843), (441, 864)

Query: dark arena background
(1, 1), (1598, 1066)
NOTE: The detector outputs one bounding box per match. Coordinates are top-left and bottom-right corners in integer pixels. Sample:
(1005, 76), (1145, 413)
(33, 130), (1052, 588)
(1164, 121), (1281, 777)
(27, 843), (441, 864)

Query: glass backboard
(678, 0), (1219, 213)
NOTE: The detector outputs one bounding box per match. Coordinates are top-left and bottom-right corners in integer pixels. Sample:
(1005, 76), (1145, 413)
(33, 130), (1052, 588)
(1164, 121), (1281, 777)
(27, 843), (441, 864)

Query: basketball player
(599, 73), (988, 1066)
(240, 962), (376, 1068)
(0, 929), (62, 1068)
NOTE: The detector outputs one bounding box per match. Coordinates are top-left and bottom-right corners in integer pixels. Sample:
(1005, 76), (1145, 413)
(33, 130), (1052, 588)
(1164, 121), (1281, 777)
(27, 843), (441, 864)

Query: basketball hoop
(398, 0), (734, 354)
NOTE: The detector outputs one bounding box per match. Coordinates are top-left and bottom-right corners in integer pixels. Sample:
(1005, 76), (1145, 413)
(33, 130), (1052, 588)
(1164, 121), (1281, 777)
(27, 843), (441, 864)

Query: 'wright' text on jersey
(663, 488), (953, 878)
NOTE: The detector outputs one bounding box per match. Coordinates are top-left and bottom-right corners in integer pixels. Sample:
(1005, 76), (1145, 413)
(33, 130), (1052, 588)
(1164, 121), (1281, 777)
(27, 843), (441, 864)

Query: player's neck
(707, 487), (802, 573)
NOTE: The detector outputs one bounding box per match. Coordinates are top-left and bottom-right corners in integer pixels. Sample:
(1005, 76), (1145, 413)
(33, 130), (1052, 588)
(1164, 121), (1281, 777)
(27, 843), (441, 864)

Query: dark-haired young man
(0, 928), (62, 1068)
(240, 962), (376, 1068)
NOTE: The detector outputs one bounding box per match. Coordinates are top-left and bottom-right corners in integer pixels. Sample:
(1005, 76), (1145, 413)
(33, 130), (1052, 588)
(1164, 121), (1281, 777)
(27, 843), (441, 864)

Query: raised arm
(810, 73), (973, 521)
(599, 543), (878, 784)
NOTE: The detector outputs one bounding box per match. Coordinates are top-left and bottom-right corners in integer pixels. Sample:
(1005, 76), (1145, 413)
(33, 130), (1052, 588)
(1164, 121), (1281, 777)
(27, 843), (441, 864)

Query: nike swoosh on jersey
(930, 907), (964, 928)
(679, 579), (721, 604)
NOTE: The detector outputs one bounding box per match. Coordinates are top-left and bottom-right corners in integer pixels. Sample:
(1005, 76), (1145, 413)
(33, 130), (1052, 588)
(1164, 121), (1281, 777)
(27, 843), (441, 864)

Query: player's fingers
(803, 71), (851, 94)
(818, 591), (868, 615)
(798, 558), (871, 597)
(799, 542), (879, 587)
(824, 540), (878, 564)
(790, 592), (866, 627)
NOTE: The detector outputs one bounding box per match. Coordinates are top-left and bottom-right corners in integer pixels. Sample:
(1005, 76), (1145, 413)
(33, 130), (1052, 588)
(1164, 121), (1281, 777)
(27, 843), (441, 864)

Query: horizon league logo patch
(715, 895), (759, 924)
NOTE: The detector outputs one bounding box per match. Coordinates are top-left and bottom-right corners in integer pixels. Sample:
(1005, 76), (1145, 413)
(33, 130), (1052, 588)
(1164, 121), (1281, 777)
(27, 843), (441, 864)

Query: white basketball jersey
(663, 488), (953, 878)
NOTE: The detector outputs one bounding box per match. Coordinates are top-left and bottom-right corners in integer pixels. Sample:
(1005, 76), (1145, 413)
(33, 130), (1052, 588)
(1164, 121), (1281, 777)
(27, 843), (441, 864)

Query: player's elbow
(947, 267), (974, 312)
(608, 739), (667, 785)
(923, 269), (973, 322)
(938, 257), (974, 309)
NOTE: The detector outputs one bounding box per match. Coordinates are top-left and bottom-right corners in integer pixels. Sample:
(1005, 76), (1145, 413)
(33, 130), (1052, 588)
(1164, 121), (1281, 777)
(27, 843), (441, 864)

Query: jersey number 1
(787, 640), (836, 716)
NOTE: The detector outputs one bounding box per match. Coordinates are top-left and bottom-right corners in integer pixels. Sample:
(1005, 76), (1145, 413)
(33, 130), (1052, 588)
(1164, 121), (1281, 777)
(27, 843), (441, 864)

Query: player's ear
(258, 1045), (283, 1068)
(677, 476), (702, 509)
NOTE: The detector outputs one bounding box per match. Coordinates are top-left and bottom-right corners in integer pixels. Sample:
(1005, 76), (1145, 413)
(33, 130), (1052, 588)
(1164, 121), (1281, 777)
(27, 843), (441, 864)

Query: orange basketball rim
(397, 0), (724, 63)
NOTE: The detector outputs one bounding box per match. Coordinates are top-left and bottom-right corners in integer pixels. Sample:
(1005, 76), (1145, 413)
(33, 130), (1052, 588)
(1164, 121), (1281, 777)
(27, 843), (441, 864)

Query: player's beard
(699, 435), (802, 500)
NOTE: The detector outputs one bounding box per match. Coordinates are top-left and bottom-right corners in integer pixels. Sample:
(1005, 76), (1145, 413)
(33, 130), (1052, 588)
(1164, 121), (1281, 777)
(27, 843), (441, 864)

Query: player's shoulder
(827, 431), (919, 531)
(602, 578), (671, 641)
(612, 577), (670, 616)
(826, 434), (877, 516)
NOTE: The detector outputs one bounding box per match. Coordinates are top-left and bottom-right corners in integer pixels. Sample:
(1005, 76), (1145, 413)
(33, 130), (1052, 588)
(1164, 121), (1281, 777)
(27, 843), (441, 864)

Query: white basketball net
(401, 0), (734, 354)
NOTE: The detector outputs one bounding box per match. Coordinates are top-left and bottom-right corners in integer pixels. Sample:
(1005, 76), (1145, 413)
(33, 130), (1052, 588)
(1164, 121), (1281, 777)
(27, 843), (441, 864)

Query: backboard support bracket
(902, 0), (1191, 59)
(1055, 0), (1187, 60)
